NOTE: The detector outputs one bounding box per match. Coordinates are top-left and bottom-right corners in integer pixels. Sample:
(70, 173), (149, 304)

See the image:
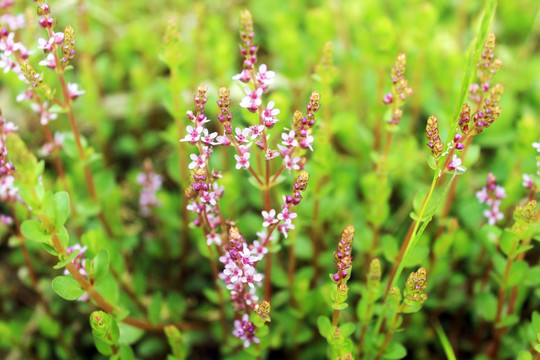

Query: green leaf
(20, 219), (51, 243)
(383, 342), (407, 359)
(499, 230), (517, 257)
(531, 312), (540, 333)
(331, 303), (348, 310)
(496, 314), (519, 329)
(56, 226), (69, 250)
(46, 192), (71, 230)
(149, 293), (162, 325)
(517, 351), (533, 360)
(434, 321), (456, 360)
(474, 292), (497, 321)
(340, 322), (356, 338)
(507, 260), (529, 287)
(52, 249), (79, 269)
(52, 275), (85, 300)
(93, 249), (110, 285)
(317, 316), (332, 338)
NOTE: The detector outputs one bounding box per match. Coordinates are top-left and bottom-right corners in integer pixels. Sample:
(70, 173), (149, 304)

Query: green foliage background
(1, 0), (540, 359)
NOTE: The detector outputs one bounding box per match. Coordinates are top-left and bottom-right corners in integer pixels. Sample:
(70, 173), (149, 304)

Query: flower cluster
(383, 53), (413, 125)
(476, 172), (506, 225)
(262, 170), (310, 240)
(511, 200), (537, 237)
(136, 160), (163, 217)
(332, 225), (355, 283)
(1, 1), (85, 128)
(0, 117), (19, 204)
(219, 227), (266, 346)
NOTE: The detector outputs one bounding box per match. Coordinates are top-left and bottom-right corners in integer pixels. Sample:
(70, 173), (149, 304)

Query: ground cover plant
(1, 0), (540, 359)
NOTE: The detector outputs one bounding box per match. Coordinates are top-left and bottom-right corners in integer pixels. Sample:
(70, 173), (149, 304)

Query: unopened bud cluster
(217, 86), (232, 134)
(512, 200), (537, 237)
(332, 225), (355, 283)
(426, 115), (443, 158)
(292, 91), (320, 151)
(239, 10), (257, 68)
(402, 267), (428, 311)
(384, 53), (413, 126)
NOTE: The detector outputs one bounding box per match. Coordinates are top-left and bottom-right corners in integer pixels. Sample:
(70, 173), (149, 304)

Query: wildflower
(277, 207), (297, 222)
(30, 102), (57, 125)
(136, 161), (163, 216)
(477, 173), (506, 225)
(256, 64), (275, 87)
(448, 155), (465, 172)
(281, 130), (298, 147)
(523, 174), (534, 188)
(278, 220), (295, 238)
(262, 101), (279, 128)
(188, 153), (206, 170)
(232, 69), (251, 83)
(67, 82), (85, 99)
(0, 214), (13, 225)
(180, 125), (203, 144)
(239, 87), (263, 112)
(233, 314), (260, 348)
(38, 53), (56, 69)
(234, 152), (250, 170)
(206, 232), (222, 246)
(262, 209), (277, 227)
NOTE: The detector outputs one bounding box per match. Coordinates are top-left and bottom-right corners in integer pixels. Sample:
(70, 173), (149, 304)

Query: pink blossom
(39, 53), (56, 69)
(0, 32), (19, 56)
(281, 130), (298, 147)
(232, 314), (260, 348)
(262, 101), (280, 127)
(234, 127), (251, 144)
(248, 125), (265, 139)
(180, 125), (203, 144)
(278, 220), (295, 238)
(30, 102), (57, 125)
(67, 82), (85, 99)
(239, 87), (263, 112)
(234, 152), (250, 170)
(200, 190), (217, 206)
(256, 64), (275, 86)
(523, 174), (534, 188)
(300, 135), (314, 151)
(265, 149), (279, 160)
(448, 155), (465, 172)
(484, 206), (504, 225)
(201, 128), (218, 145)
(0, 214), (13, 225)
(533, 141), (540, 152)
(262, 209), (277, 227)
(284, 155), (301, 171)
(188, 153), (206, 169)
(278, 208), (297, 222)
(250, 240), (268, 260)
(206, 232), (222, 246)
(215, 134), (231, 146)
(241, 266), (263, 288)
(232, 69), (251, 83)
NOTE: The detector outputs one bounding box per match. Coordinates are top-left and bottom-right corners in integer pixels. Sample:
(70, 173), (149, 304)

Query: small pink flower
(188, 154), (206, 169)
(206, 232), (222, 246)
(300, 135), (314, 151)
(278, 208), (297, 222)
(523, 174), (534, 188)
(262, 101), (280, 128)
(281, 130), (298, 147)
(201, 128), (218, 145)
(215, 134), (231, 146)
(67, 82), (85, 99)
(448, 155), (465, 172)
(262, 209), (277, 227)
(37, 37), (54, 51)
(39, 53), (56, 69)
(265, 149), (279, 160)
(484, 206), (504, 225)
(278, 220), (295, 238)
(284, 155), (301, 171)
(200, 190), (217, 206)
(256, 64), (275, 86)
(476, 187), (488, 203)
(232, 69), (251, 83)
(250, 240), (268, 260)
(234, 152), (250, 169)
(234, 127), (251, 144)
(533, 141), (540, 152)
(239, 87), (263, 112)
(180, 125), (203, 144)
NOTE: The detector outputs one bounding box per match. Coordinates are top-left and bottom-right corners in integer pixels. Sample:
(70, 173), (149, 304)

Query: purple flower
(232, 314), (260, 348)
(277, 208), (297, 222)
